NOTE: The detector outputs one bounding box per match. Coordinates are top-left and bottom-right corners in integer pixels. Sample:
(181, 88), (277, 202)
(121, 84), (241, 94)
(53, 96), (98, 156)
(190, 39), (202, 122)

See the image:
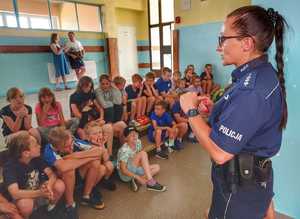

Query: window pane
(0, 15), (3, 26)
(77, 4), (101, 32)
(163, 25), (171, 46)
(151, 27), (160, 69)
(50, 1), (78, 30)
(161, 0), (174, 23)
(0, 0), (17, 27)
(30, 17), (50, 29)
(19, 16), (29, 28)
(163, 54), (172, 69)
(6, 14), (17, 27)
(17, 0), (50, 29)
(149, 0), (159, 25)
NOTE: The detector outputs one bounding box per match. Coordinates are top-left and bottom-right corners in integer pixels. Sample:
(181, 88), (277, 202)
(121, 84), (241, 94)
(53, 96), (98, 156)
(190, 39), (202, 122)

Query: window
(0, 0), (103, 32)
(0, 14), (3, 26)
(148, 0), (174, 70)
(0, 0), (17, 27)
(50, 1), (78, 31)
(77, 4), (101, 32)
(17, 0), (51, 29)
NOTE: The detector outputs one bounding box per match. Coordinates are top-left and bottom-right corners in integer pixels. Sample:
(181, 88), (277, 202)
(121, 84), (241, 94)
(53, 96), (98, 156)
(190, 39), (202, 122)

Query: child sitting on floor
(125, 74), (147, 126)
(148, 101), (186, 159)
(142, 72), (161, 116)
(117, 126), (166, 192)
(3, 131), (65, 218)
(43, 127), (106, 214)
(84, 122), (116, 190)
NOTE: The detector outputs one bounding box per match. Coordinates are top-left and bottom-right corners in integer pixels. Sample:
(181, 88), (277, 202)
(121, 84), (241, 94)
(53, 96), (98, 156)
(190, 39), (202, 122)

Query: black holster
(222, 153), (272, 193)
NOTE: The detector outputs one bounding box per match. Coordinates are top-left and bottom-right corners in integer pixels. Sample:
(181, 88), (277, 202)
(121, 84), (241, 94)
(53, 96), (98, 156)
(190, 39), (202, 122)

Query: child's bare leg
(104, 161), (114, 178)
(177, 122), (188, 139)
(149, 164), (160, 177)
(264, 200), (275, 219)
(79, 160), (104, 197)
(168, 127), (177, 140)
(51, 179), (66, 204)
(61, 170), (76, 206)
(16, 199), (34, 218)
(130, 101), (137, 120)
(140, 96), (147, 116)
(136, 98), (142, 118)
(154, 129), (163, 150)
(146, 96), (156, 115)
(132, 151), (154, 181)
(102, 124), (114, 156)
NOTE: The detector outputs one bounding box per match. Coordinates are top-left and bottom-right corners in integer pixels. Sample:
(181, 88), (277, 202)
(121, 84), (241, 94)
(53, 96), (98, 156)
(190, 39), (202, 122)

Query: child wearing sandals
(117, 126), (166, 192)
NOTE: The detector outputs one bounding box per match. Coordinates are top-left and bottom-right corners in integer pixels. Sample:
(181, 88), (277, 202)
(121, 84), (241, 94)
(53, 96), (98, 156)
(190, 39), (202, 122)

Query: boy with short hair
(148, 101), (185, 159)
(113, 76), (128, 122)
(117, 126), (166, 192)
(43, 127), (106, 215)
(3, 131), (65, 218)
(142, 72), (161, 115)
(186, 75), (204, 95)
(155, 67), (175, 106)
(125, 74), (147, 125)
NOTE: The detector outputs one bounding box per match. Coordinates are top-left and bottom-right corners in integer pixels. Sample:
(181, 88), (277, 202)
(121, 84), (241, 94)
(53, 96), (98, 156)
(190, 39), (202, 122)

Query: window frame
(0, 0), (104, 33)
(148, 0), (174, 71)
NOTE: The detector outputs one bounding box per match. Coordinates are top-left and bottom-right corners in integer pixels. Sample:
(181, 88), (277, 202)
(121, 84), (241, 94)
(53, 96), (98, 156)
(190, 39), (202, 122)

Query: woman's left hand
(180, 92), (199, 114)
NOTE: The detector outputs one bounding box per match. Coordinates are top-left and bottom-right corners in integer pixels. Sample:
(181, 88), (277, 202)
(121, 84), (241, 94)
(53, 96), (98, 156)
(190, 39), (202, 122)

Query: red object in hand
(198, 99), (209, 113)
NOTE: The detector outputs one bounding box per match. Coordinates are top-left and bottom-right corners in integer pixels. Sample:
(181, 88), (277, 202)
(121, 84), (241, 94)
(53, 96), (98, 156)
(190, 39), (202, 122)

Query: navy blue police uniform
(208, 55), (283, 219)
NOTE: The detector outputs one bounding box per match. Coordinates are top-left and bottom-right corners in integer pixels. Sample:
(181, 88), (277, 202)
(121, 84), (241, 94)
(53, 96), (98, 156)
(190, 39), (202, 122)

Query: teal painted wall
(0, 36), (107, 97)
(250, 1), (299, 218)
(137, 40), (150, 76)
(178, 22), (234, 87)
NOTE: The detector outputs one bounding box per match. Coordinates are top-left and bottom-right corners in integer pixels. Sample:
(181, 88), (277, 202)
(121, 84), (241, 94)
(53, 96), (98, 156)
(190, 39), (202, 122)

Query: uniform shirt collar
(231, 55), (268, 82)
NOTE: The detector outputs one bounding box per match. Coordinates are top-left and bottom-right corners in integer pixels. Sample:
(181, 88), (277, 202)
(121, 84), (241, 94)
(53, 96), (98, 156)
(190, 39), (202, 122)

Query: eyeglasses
(218, 35), (254, 47)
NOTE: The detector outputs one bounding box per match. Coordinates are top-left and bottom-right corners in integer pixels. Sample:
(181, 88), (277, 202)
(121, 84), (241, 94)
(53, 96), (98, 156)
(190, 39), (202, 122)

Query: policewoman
(180, 6), (288, 219)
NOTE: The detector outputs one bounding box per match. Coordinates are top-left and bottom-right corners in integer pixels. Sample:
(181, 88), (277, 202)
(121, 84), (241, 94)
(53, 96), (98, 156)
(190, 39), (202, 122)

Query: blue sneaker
(174, 140), (184, 150)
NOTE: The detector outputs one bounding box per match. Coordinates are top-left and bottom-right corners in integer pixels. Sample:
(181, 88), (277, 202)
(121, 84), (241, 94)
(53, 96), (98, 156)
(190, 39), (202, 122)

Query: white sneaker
(188, 132), (195, 139)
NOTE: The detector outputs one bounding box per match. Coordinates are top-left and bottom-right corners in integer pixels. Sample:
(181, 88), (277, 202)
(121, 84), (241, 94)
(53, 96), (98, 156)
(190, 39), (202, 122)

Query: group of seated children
(0, 63), (215, 218)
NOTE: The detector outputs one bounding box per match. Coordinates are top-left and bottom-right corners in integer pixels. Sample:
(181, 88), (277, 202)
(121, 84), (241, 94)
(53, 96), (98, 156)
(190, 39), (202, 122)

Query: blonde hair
(84, 121), (103, 136)
(48, 126), (71, 148)
(8, 131), (31, 159)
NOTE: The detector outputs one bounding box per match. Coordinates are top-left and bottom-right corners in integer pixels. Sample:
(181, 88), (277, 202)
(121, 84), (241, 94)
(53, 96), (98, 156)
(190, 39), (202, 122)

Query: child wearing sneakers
(125, 74), (147, 126)
(3, 131), (65, 218)
(43, 127), (106, 215)
(148, 101), (183, 159)
(117, 126), (166, 192)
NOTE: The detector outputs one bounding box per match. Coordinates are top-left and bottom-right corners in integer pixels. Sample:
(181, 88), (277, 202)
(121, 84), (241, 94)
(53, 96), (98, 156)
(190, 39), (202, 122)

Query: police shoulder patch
(240, 71), (257, 90)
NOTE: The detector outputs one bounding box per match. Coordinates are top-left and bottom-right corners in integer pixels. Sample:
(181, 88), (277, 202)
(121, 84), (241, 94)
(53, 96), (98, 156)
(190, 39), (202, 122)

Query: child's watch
(186, 108), (199, 117)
